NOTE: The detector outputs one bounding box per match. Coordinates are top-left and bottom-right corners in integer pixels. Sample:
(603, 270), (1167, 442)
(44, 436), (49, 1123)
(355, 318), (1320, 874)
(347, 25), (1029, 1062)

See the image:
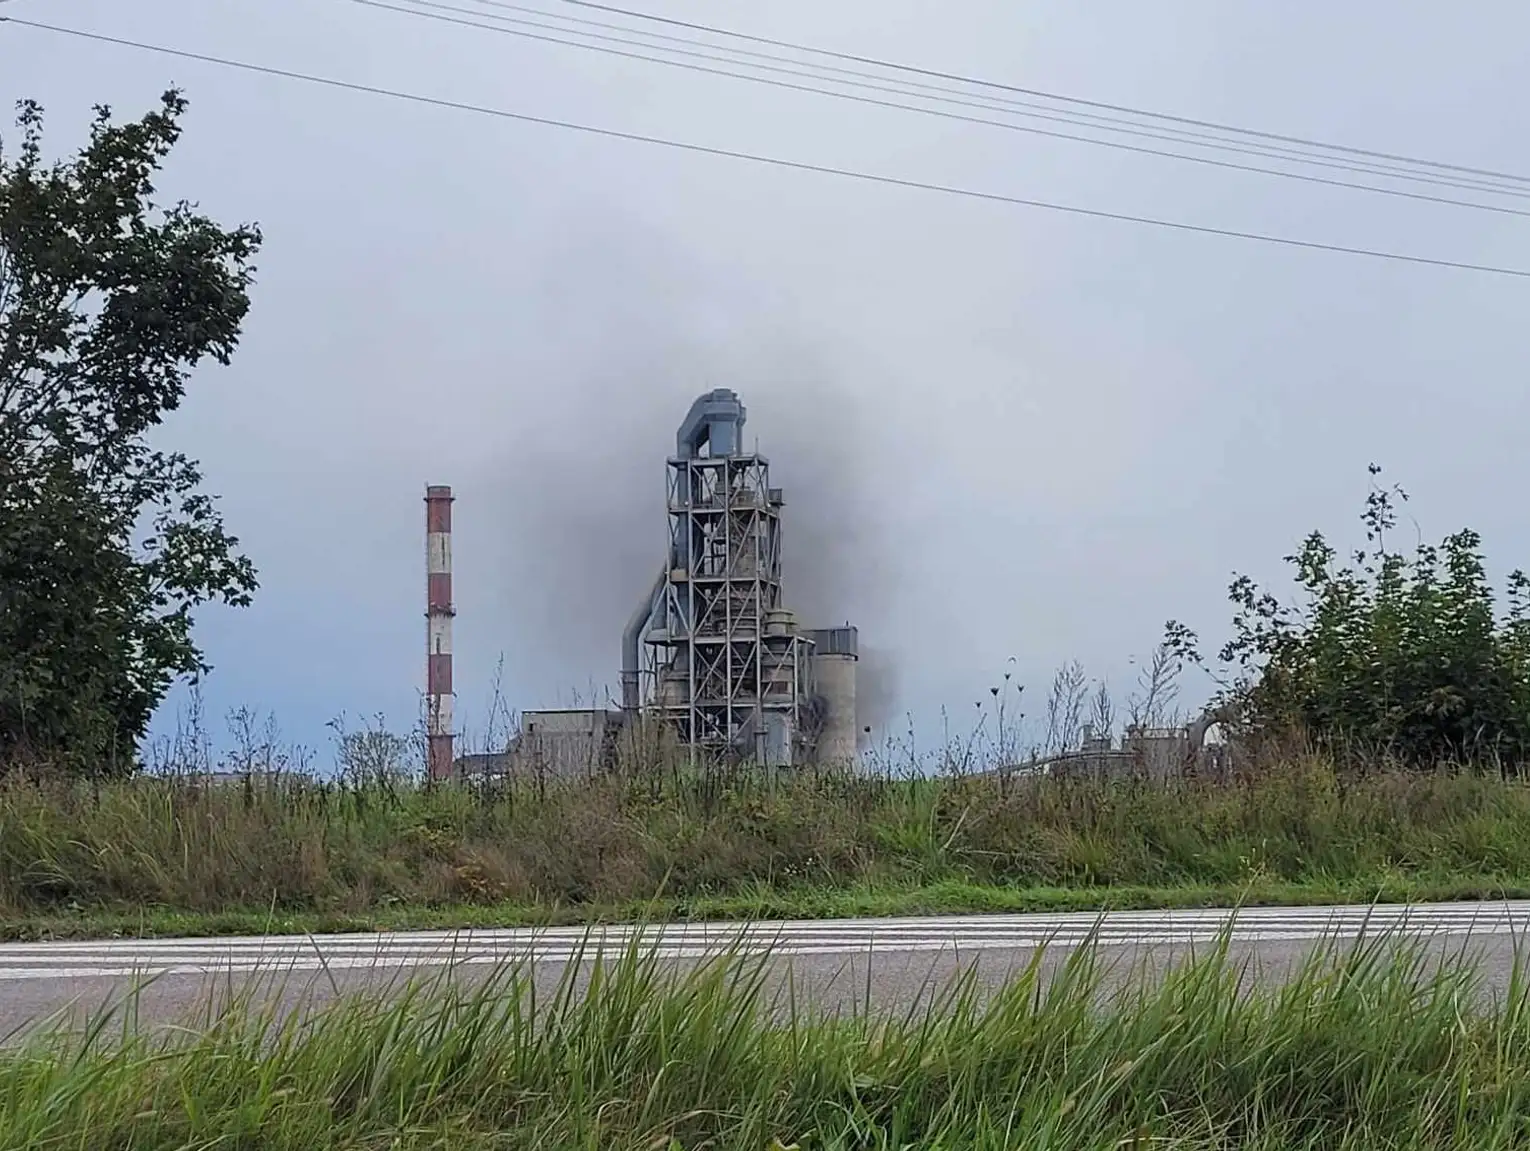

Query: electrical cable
(457, 0), (1530, 198)
(385, 0), (1530, 200)
(4, 15), (1528, 279)
(556, 0), (1530, 191)
(356, 0), (1530, 218)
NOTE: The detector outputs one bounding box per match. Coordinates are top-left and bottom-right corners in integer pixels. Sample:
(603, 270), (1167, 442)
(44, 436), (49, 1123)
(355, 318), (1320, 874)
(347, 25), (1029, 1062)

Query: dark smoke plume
(466, 224), (899, 724)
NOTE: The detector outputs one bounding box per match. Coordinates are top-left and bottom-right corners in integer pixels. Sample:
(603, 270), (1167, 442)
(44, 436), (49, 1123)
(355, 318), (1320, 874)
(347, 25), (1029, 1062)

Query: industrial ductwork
(620, 566), (666, 712)
(674, 387), (746, 458)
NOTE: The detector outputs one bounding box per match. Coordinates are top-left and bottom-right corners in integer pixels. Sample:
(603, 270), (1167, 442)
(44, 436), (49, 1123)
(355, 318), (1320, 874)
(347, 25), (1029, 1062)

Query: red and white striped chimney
(424, 485), (455, 780)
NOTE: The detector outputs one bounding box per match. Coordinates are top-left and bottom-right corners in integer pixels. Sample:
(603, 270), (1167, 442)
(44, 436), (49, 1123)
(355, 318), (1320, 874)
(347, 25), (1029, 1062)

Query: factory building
(479, 388), (861, 777)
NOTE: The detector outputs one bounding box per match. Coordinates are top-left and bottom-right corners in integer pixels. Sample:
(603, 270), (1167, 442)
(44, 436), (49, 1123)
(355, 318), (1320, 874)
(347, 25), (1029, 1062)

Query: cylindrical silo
(809, 626), (858, 765)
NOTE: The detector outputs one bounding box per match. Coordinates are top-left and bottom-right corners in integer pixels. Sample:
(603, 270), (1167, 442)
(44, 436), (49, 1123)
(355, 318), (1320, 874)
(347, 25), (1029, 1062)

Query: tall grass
(4, 924), (1530, 1148)
(3, 751), (1530, 927)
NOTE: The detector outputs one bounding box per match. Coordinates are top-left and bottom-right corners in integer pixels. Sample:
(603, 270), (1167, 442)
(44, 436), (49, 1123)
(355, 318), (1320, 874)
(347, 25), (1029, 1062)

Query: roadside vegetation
(6, 925), (1530, 1148)
(4, 749), (1530, 939)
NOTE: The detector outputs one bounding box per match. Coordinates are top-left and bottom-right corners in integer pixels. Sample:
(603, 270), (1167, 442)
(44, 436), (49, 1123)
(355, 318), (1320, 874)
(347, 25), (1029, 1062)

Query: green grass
(8, 875), (1530, 943)
(6, 922), (1530, 1148)
(6, 755), (1530, 940)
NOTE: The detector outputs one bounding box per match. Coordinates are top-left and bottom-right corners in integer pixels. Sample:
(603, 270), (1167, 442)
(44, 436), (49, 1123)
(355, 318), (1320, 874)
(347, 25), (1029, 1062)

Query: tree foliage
(0, 90), (261, 772)
(1170, 466), (1530, 768)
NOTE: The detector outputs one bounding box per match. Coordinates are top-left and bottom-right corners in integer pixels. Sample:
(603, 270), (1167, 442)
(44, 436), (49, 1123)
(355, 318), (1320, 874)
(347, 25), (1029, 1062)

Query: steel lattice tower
(633, 390), (811, 762)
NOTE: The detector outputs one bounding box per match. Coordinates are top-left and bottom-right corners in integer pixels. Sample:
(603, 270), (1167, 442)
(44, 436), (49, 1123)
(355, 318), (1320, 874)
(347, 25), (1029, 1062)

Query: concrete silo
(808, 626), (859, 764)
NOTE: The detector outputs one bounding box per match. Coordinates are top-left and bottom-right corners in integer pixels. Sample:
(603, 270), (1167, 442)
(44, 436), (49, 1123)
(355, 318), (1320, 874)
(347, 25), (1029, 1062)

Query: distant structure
(1023, 704), (1237, 782)
(424, 484), (455, 780)
(619, 388), (858, 766)
(462, 389), (862, 780)
(806, 623), (860, 763)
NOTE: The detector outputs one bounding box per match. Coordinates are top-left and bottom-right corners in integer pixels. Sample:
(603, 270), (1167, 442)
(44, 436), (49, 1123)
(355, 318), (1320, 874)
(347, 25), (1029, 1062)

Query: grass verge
(5, 922), (1530, 1148)
(7, 756), (1530, 940)
(8, 874), (1530, 942)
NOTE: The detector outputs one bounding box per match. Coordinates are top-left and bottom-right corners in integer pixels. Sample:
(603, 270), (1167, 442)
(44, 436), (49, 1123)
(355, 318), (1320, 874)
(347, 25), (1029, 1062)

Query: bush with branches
(1170, 466), (1530, 769)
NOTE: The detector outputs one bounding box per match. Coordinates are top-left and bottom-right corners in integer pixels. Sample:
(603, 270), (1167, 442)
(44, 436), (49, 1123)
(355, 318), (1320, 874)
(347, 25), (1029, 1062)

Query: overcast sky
(4, 1), (1528, 763)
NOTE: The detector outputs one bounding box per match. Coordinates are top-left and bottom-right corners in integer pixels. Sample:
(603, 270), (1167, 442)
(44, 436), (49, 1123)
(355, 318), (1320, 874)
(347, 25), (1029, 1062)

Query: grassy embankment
(6, 925), (1530, 1148)
(4, 753), (1530, 939)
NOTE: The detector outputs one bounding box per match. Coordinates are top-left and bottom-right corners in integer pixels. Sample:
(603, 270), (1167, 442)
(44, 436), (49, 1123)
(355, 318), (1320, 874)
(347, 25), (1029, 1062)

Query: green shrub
(1172, 466), (1530, 768)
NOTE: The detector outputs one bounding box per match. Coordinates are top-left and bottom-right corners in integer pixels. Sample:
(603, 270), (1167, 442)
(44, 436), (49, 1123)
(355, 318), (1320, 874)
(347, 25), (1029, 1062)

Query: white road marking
(0, 902), (1521, 981)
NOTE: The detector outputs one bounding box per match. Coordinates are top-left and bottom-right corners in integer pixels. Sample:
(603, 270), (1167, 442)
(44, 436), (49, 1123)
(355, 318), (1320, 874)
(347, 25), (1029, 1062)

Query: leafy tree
(0, 90), (261, 772)
(1168, 466), (1530, 769)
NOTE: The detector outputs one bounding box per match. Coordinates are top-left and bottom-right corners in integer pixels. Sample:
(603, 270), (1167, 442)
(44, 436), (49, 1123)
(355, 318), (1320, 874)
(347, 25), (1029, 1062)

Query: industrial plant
(431, 388), (861, 780)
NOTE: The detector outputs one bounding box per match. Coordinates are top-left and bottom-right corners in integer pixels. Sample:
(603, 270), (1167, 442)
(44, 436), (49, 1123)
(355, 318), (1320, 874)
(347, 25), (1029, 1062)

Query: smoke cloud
(854, 645), (903, 737)
(461, 221), (900, 722)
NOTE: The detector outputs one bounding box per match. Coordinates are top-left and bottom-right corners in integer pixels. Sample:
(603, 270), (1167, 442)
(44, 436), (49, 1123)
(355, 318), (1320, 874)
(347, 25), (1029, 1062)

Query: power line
(458, 0), (1530, 199)
(379, 0), (1530, 202)
(5, 15), (1528, 280)
(358, 0), (1530, 219)
(557, 0), (1530, 191)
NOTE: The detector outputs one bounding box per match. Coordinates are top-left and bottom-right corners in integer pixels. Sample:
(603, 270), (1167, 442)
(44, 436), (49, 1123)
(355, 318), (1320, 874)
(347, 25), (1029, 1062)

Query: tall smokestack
(425, 484), (455, 780)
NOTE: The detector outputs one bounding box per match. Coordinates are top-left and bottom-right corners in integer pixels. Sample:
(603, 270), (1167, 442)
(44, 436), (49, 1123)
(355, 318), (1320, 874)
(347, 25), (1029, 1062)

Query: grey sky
(4, 1), (1528, 760)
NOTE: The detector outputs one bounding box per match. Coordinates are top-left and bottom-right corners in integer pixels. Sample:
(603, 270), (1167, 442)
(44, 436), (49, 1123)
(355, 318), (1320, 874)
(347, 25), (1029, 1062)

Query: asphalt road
(1, 901), (1526, 1037)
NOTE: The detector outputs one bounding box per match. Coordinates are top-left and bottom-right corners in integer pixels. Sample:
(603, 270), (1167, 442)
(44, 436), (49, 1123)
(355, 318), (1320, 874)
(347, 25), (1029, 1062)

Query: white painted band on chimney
(427, 531), (451, 575)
